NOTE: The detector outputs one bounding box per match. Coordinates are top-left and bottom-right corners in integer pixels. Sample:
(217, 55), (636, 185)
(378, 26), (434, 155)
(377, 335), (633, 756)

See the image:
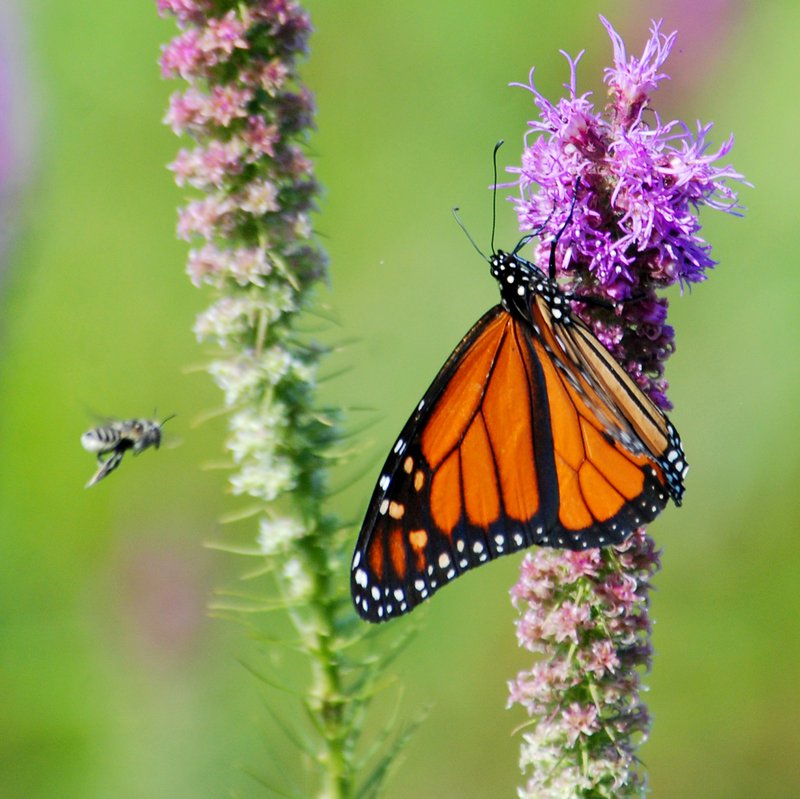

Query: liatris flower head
(159, 0), (327, 508)
(509, 532), (659, 798)
(159, 0), (328, 600)
(159, 2), (387, 795)
(508, 17), (744, 798)
(509, 15), (744, 408)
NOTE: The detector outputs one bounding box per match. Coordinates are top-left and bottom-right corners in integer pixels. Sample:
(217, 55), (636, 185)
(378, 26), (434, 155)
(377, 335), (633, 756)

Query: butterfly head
(490, 249), (558, 317)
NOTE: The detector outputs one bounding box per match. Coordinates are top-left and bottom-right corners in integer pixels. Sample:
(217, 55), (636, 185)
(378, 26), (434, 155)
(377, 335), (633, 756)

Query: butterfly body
(352, 248), (686, 623)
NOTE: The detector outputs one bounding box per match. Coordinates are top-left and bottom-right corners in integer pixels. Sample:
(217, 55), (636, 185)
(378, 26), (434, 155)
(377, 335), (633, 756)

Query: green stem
(298, 536), (349, 799)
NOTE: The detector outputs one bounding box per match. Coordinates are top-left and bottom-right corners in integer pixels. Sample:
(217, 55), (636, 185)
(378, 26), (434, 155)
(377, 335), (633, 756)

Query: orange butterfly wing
(351, 252), (685, 622)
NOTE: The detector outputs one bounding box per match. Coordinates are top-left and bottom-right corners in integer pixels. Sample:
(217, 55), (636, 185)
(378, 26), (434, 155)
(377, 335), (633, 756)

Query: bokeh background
(2, 1), (798, 797)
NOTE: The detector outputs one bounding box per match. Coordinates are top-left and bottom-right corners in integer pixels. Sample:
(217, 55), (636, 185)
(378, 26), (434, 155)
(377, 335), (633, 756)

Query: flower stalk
(506, 17), (744, 797)
(158, 2), (394, 797)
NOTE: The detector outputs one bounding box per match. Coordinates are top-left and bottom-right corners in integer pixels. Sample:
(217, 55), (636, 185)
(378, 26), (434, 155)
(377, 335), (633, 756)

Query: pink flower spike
(244, 116), (280, 160)
(565, 548), (602, 580)
(199, 139), (244, 188)
(563, 702), (600, 747)
(186, 243), (226, 287)
(510, 528), (664, 795)
(199, 10), (248, 58)
(545, 601), (590, 644)
(159, 28), (202, 79)
(241, 179), (280, 215)
(228, 246), (271, 286)
(586, 640), (621, 677)
(164, 89), (208, 134)
(156, 0), (210, 26)
(257, 59), (290, 95)
(176, 195), (234, 241)
(208, 85), (252, 127)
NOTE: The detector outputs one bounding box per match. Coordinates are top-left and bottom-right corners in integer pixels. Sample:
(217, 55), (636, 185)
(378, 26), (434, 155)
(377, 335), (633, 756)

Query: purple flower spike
(508, 18), (744, 798)
(509, 16), (745, 407)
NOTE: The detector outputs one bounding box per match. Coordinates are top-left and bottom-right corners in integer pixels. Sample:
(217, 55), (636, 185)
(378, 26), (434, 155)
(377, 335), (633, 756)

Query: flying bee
(81, 415), (176, 488)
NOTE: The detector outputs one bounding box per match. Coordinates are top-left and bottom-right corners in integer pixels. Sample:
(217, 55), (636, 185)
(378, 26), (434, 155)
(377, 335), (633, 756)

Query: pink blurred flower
(0, 3), (33, 273)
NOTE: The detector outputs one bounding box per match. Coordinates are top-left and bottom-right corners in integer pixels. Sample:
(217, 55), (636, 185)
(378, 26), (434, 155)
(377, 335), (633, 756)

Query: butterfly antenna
(452, 207), (487, 260)
(453, 139), (507, 261)
(547, 178), (581, 280)
(491, 140), (503, 255)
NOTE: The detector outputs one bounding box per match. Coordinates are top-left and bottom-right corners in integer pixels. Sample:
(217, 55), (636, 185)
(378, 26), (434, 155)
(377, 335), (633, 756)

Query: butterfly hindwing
(517, 308), (673, 542)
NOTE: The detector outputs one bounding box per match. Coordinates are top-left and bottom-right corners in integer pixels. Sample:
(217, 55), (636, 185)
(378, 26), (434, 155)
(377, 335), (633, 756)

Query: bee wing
(82, 406), (122, 425)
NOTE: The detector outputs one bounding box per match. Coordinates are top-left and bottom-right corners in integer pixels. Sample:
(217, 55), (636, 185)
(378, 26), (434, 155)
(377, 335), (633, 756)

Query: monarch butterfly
(351, 192), (687, 623)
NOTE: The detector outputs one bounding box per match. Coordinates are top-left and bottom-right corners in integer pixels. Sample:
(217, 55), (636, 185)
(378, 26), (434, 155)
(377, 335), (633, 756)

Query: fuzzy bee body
(81, 416), (174, 487)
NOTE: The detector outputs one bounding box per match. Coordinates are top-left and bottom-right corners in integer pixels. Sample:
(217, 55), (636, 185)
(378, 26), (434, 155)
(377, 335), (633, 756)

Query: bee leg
(85, 450), (125, 488)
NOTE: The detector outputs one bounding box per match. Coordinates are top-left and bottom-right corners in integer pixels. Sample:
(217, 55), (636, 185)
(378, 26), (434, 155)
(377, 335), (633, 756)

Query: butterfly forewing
(351, 306), (538, 621)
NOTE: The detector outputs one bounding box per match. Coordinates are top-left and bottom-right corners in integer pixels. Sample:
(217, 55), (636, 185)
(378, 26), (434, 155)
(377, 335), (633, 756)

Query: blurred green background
(1, 1), (798, 797)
